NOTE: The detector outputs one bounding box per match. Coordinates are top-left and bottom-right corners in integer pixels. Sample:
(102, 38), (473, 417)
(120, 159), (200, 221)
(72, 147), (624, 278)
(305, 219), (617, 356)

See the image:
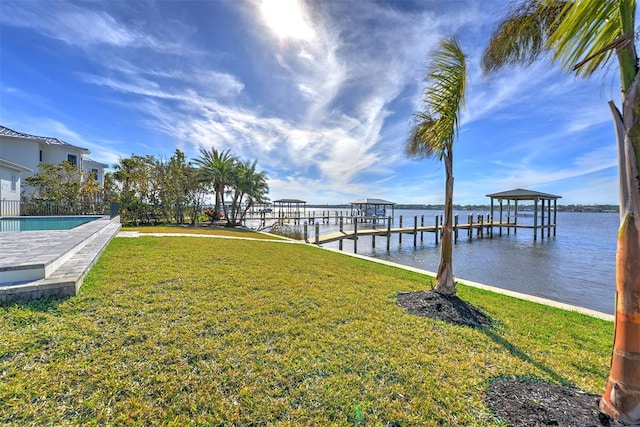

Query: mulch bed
(396, 290), (493, 328)
(396, 290), (624, 426)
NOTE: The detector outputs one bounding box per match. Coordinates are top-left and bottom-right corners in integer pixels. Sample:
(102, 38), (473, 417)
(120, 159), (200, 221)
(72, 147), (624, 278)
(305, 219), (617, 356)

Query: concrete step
(0, 219), (120, 303)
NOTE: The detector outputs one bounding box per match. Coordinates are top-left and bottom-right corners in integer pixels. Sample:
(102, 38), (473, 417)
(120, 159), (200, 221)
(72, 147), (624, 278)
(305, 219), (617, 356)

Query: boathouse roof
(273, 198), (306, 203)
(486, 188), (561, 200)
(350, 198), (395, 205)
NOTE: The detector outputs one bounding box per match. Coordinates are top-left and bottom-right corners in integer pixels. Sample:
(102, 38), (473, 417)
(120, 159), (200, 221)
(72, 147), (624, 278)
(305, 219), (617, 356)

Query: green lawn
(121, 225), (285, 240)
(0, 236), (613, 426)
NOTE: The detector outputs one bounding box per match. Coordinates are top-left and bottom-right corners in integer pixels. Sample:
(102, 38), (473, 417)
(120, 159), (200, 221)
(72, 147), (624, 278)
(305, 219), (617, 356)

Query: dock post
(454, 214), (458, 244)
(339, 216), (344, 232)
(541, 199), (545, 241)
(479, 214), (484, 238)
(399, 215), (403, 244)
(372, 232), (376, 249)
(435, 215), (439, 245)
(304, 221), (308, 242)
(420, 215), (424, 242)
(553, 200), (557, 237)
(413, 216), (417, 247)
(533, 198), (538, 241)
(314, 222), (319, 245)
(489, 215), (493, 238)
(547, 201), (551, 238)
(353, 218), (358, 253)
(469, 214), (473, 241)
(386, 216), (391, 251)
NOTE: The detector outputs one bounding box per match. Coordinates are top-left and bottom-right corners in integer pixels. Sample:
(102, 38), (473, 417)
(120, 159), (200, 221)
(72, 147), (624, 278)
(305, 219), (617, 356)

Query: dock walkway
(303, 214), (557, 253)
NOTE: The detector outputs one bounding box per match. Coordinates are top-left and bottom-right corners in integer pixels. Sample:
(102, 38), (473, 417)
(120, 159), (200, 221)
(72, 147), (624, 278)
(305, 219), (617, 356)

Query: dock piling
(454, 214), (458, 244)
(353, 217), (358, 253)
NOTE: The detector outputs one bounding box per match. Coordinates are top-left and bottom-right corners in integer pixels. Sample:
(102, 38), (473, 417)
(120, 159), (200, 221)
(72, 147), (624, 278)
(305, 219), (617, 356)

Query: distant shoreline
(304, 204), (619, 213)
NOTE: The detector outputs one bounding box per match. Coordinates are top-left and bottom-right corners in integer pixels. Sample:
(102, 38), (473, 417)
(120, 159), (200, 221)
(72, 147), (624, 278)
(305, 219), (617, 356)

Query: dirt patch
(486, 379), (623, 426)
(396, 291), (623, 426)
(396, 290), (493, 327)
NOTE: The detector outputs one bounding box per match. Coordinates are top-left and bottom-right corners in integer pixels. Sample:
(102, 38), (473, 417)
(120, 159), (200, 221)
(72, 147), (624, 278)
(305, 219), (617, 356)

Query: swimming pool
(0, 216), (103, 232)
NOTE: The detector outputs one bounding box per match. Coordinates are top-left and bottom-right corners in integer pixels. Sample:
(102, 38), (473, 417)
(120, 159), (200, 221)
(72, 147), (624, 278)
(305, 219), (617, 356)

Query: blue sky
(0, 0), (623, 205)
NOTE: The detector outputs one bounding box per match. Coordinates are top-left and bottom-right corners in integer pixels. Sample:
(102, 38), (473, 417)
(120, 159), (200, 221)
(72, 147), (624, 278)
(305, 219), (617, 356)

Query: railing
(0, 200), (21, 217)
(0, 199), (114, 217)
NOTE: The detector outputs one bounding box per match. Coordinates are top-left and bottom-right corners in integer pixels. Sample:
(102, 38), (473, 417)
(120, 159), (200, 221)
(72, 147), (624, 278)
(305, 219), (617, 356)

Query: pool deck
(0, 216), (121, 302)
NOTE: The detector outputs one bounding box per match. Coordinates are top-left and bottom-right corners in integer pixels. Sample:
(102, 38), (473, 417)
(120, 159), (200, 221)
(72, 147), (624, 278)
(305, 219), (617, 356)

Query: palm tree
(483, 1), (640, 422)
(228, 160), (253, 225)
(406, 36), (467, 295)
(228, 159), (269, 225)
(193, 148), (237, 221)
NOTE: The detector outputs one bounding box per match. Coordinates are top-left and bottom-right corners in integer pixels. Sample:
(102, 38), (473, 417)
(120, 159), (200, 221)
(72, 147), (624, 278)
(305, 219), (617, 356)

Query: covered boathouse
(350, 198), (395, 222)
(486, 188), (562, 241)
(273, 199), (307, 220)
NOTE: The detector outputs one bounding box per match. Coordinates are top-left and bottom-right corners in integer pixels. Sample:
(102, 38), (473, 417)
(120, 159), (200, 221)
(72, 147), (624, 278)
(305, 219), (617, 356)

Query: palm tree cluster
(109, 148), (269, 226)
(193, 148), (269, 226)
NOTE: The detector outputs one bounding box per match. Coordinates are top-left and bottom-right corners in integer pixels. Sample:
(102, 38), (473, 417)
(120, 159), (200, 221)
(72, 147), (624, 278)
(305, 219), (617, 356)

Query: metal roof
(0, 125), (90, 153)
(84, 157), (109, 168)
(486, 188), (562, 200)
(350, 198), (395, 205)
(273, 199), (306, 203)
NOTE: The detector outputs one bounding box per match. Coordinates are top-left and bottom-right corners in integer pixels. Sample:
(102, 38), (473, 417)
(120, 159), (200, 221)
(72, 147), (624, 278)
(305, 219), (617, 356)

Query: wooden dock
(302, 214), (558, 253)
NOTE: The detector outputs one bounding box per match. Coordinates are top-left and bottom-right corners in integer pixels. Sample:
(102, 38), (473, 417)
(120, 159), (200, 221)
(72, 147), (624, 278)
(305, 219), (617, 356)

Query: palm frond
(547, 0), (636, 85)
(406, 36), (466, 160)
(482, 0), (565, 74)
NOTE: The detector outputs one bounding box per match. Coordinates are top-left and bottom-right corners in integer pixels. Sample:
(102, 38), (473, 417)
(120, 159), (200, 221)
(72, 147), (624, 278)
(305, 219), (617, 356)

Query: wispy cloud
(0, 0), (621, 204)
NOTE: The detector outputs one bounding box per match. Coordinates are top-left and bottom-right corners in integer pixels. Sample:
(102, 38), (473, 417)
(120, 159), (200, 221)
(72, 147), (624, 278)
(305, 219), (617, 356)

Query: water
(0, 216), (101, 232)
(282, 209), (619, 315)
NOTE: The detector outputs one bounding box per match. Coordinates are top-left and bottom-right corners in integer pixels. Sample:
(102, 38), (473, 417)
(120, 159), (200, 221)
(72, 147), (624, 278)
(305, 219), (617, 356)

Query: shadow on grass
(481, 327), (575, 388)
(1, 296), (65, 313)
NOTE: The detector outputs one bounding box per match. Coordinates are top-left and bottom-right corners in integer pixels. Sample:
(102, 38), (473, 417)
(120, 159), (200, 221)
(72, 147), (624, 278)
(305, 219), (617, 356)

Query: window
(67, 154), (77, 166)
(11, 175), (17, 192)
(39, 150), (43, 162)
(90, 168), (99, 179)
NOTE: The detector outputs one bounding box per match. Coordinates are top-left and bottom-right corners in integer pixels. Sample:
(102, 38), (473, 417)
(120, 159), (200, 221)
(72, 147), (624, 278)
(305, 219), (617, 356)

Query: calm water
(0, 216), (101, 232)
(302, 209), (618, 315)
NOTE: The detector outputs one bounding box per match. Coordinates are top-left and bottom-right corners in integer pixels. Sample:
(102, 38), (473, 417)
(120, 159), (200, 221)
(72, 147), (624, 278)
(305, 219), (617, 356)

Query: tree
(112, 154), (158, 224)
(482, 0), (640, 422)
(193, 148), (237, 221)
(406, 36), (467, 295)
(227, 159), (270, 225)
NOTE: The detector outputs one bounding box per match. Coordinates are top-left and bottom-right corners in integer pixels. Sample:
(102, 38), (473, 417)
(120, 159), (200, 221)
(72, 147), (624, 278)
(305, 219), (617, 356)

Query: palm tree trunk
(434, 150), (456, 295)
(219, 183), (226, 220)
(599, 76), (640, 422)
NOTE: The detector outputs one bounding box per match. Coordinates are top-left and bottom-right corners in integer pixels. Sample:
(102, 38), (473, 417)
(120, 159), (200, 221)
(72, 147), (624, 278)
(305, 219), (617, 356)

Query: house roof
(351, 198), (396, 205)
(0, 157), (33, 172)
(84, 157), (109, 168)
(0, 125), (90, 153)
(486, 188), (562, 200)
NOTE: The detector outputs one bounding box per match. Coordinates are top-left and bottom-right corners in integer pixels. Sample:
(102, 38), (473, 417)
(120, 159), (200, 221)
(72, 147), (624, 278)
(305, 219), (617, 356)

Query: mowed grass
(0, 237), (612, 426)
(121, 225), (285, 240)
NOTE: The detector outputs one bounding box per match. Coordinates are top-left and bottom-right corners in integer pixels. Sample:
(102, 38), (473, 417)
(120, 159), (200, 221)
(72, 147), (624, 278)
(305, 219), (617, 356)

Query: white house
(0, 157), (31, 216)
(0, 125), (108, 194)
